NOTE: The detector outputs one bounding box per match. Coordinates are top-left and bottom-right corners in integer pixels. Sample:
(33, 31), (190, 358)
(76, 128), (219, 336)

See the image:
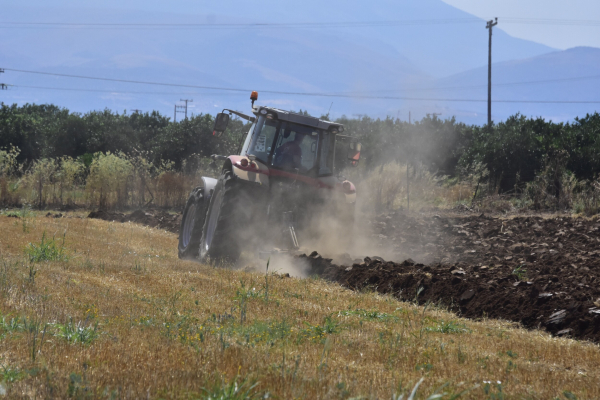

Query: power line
(332, 72), (600, 94)
(501, 17), (600, 27)
(0, 18), (481, 30)
(1, 18), (600, 30)
(11, 84), (241, 95)
(9, 67), (600, 98)
(3, 68), (272, 93)
(8, 84), (600, 104)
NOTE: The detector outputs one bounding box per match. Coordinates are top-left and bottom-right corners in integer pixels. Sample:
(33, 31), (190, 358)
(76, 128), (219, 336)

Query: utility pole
(174, 104), (185, 122)
(0, 69), (6, 91)
(406, 163), (410, 211)
(180, 99), (193, 120)
(486, 18), (498, 126)
(408, 111), (411, 124)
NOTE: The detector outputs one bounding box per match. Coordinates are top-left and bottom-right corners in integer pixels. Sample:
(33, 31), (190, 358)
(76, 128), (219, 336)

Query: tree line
(2, 102), (600, 193)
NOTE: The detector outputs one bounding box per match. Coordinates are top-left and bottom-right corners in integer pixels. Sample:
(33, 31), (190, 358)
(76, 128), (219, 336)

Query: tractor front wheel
(178, 187), (207, 259)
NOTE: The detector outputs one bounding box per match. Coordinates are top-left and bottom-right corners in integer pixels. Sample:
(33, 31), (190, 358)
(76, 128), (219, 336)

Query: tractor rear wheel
(178, 187), (207, 259)
(199, 170), (254, 263)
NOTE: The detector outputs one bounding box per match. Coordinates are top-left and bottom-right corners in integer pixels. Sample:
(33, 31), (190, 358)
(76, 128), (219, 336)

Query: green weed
(25, 231), (68, 263)
(338, 309), (399, 322)
(299, 316), (340, 343)
(0, 365), (25, 383)
(483, 381), (504, 399)
(415, 363), (433, 372)
(562, 391), (579, 400)
(234, 281), (263, 324)
(200, 374), (262, 400)
(426, 320), (471, 334)
(234, 320), (292, 346)
(511, 265), (527, 281)
(1, 204), (33, 219)
(0, 315), (22, 335)
(54, 318), (99, 345)
(505, 350), (518, 359)
(67, 372), (91, 398)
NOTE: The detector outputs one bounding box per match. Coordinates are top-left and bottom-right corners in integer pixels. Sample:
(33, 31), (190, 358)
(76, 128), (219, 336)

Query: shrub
(23, 158), (59, 208)
(0, 146), (20, 207)
(86, 152), (133, 209)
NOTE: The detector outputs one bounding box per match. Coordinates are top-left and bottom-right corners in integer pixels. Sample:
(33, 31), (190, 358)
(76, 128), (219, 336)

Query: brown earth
(88, 209), (181, 234)
(298, 211), (600, 342)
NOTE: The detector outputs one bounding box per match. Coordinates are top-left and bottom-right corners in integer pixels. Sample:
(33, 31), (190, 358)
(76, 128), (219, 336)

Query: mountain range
(1, 0), (598, 124)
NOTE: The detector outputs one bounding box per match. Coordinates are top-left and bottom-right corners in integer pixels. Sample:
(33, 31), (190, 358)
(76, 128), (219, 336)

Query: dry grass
(0, 215), (598, 399)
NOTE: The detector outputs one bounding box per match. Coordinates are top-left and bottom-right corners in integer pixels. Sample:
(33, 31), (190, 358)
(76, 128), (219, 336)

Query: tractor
(178, 91), (361, 262)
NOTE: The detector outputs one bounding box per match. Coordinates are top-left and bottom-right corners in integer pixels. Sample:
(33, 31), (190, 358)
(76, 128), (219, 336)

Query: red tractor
(178, 91), (361, 262)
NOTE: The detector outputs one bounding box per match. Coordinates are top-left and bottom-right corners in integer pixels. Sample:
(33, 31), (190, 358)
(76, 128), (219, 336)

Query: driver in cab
(273, 130), (304, 170)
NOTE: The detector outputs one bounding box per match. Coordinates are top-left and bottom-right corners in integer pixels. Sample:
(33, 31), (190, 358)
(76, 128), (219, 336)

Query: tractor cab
(241, 106), (344, 177)
(213, 95), (361, 180)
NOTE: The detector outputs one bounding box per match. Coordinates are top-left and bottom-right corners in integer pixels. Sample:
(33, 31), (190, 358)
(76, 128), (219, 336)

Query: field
(0, 212), (599, 399)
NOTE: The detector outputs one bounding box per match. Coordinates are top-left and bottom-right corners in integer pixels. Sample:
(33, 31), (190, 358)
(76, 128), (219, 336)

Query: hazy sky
(442, 0), (600, 49)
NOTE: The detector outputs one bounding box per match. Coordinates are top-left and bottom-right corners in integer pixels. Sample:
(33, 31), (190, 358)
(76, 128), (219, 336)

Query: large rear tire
(178, 187), (207, 259)
(199, 170), (255, 263)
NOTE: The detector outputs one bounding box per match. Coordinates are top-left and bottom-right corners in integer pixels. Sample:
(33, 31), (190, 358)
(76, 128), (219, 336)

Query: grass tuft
(426, 320), (472, 334)
(24, 231), (68, 263)
(53, 318), (99, 345)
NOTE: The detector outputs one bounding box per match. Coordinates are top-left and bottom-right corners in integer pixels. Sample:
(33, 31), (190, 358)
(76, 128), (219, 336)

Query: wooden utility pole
(486, 18), (498, 126)
(0, 69), (7, 91)
(180, 99), (193, 120)
(174, 104), (185, 122)
(406, 163), (410, 211)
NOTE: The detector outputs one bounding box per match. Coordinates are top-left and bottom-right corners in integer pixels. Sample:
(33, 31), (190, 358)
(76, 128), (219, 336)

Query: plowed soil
(300, 211), (600, 342)
(88, 209), (181, 234)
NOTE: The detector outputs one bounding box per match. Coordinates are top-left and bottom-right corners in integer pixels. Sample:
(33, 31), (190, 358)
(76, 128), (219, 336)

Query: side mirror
(347, 142), (362, 166)
(213, 113), (230, 137)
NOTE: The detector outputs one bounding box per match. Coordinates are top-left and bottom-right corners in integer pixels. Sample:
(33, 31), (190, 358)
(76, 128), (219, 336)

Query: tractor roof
(252, 106), (344, 132)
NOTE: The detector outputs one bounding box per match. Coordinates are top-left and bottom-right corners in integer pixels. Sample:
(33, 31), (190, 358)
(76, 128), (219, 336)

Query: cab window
(272, 123), (319, 173)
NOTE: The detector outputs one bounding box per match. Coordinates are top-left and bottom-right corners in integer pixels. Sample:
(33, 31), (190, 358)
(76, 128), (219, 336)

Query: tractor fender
(227, 155), (270, 187)
(201, 176), (219, 201)
(320, 175), (357, 204)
